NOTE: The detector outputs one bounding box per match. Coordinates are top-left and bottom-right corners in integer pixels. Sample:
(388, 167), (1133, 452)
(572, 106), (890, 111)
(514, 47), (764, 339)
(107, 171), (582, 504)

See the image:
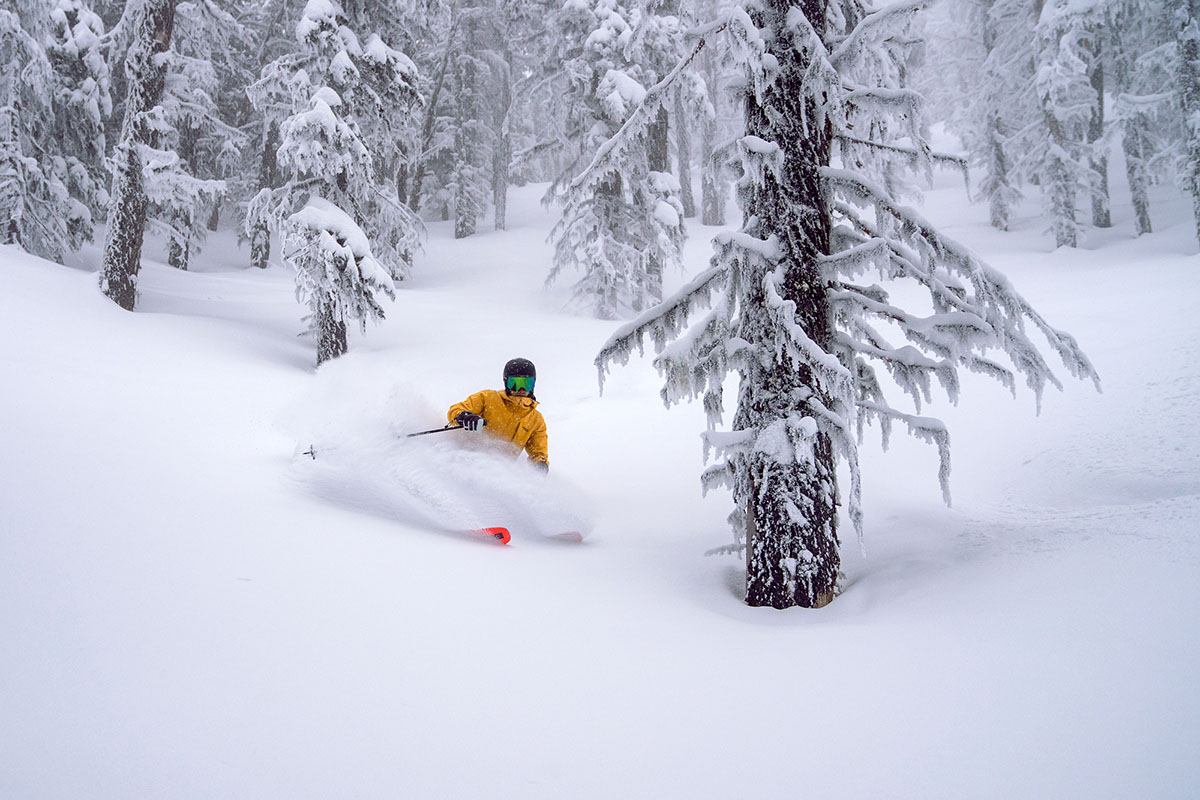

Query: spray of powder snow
(284, 368), (593, 541)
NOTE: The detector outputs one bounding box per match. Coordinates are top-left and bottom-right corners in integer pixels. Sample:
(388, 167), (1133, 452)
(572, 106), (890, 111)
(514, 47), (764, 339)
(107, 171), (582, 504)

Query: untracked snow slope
(1, 170), (1198, 799)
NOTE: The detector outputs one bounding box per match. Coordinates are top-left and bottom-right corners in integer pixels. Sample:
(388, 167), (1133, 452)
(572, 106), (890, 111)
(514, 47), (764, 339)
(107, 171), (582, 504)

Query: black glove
(533, 460), (549, 474)
(455, 411), (486, 432)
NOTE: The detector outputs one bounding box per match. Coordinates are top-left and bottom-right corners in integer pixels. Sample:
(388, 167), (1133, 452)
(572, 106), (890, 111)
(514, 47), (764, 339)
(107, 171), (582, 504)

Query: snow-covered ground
(2, 164), (1198, 798)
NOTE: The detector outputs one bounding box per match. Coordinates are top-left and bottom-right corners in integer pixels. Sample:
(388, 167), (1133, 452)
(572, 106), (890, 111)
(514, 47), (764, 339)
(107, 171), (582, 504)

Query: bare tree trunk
(100, 0), (177, 309)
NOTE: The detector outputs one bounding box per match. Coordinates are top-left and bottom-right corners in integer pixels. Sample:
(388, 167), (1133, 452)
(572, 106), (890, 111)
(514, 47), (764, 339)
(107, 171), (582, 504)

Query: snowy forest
(3, 0), (1199, 794)
(1, 0), (1195, 611)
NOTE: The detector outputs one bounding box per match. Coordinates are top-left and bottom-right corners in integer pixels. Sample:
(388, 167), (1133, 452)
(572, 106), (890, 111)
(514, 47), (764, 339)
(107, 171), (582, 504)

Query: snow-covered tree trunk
(492, 45), (513, 231)
(1086, 32), (1111, 229)
(698, 44), (726, 226)
(100, 0), (177, 310)
(250, 120), (278, 270)
(673, 89), (696, 218)
(736, 0), (838, 609)
(166, 123), (198, 270)
(452, 22), (488, 240)
(979, 0), (1016, 230)
(1179, 0), (1200, 245)
(1112, 41), (1152, 236)
(408, 8), (459, 214)
(643, 107), (671, 309)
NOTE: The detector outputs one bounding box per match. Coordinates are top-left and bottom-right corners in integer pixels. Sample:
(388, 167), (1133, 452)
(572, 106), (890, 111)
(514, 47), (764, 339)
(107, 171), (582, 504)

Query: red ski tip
(474, 527), (511, 545)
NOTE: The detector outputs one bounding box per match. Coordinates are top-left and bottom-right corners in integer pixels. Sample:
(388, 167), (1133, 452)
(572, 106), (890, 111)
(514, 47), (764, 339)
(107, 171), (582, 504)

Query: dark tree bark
(167, 123), (200, 270)
(316, 297), (348, 366)
(738, 0), (838, 609)
(100, 0), (177, 309)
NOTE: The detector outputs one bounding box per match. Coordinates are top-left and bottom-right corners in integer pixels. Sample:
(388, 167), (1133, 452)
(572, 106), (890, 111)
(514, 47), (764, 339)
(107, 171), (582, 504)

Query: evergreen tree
(46, 0), (112, 234)
(152, 0), (250, 270)
(595, 0), (1098, 608)
(247, 0), (421, 364)
(546, 0), (687, 318)
(0, 1), (109, 262)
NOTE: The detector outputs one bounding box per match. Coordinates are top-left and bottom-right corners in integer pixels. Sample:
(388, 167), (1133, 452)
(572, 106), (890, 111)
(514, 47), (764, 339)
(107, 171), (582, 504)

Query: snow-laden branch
(825, 167), (1101, 405)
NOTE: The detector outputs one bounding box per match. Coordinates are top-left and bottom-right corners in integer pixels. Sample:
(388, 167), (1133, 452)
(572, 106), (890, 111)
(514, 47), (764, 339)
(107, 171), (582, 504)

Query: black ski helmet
(503, 357), (536, 381)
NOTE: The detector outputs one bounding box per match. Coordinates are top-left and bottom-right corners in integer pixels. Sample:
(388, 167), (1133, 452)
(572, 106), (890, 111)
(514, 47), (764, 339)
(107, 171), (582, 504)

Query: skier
(447, 357), (549, 472)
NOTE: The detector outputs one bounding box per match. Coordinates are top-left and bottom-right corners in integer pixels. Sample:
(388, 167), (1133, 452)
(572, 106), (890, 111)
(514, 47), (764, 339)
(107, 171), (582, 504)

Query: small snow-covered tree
(247, 0), (421, 364)
(594, 0), (1099, 608)
(281, 197), (396, 363)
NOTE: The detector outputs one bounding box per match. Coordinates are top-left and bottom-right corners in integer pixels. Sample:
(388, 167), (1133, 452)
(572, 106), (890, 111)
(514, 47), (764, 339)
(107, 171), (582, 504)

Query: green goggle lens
(506, 375), (535, 392)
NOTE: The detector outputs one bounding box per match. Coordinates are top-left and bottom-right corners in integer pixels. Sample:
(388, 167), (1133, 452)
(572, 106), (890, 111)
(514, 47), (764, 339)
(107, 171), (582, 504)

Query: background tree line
(3, 0), (1181, 607)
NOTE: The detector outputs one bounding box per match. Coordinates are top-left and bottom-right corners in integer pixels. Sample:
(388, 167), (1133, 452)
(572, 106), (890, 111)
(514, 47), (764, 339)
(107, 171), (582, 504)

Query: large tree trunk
(738, 0), (838, 609)
(100, 0), (177, 309)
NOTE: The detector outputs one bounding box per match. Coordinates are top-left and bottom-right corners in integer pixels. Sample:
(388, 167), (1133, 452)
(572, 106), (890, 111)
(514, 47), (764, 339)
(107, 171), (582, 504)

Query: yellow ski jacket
(447, 389), (549, 466)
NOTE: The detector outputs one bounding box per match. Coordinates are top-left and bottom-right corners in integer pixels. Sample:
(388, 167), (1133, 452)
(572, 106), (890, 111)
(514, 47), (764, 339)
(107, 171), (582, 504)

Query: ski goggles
(506, 375), (535, 393)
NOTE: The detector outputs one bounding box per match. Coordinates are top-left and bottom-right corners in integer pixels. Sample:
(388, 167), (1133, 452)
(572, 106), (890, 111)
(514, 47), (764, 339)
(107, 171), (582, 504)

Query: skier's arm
(525, 418), (549, 468)
(447, 392), (487, 426)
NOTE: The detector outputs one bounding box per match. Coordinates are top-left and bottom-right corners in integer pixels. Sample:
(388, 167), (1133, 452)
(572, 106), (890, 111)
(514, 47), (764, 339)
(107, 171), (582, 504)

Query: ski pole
(405, 424), (465, 438)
